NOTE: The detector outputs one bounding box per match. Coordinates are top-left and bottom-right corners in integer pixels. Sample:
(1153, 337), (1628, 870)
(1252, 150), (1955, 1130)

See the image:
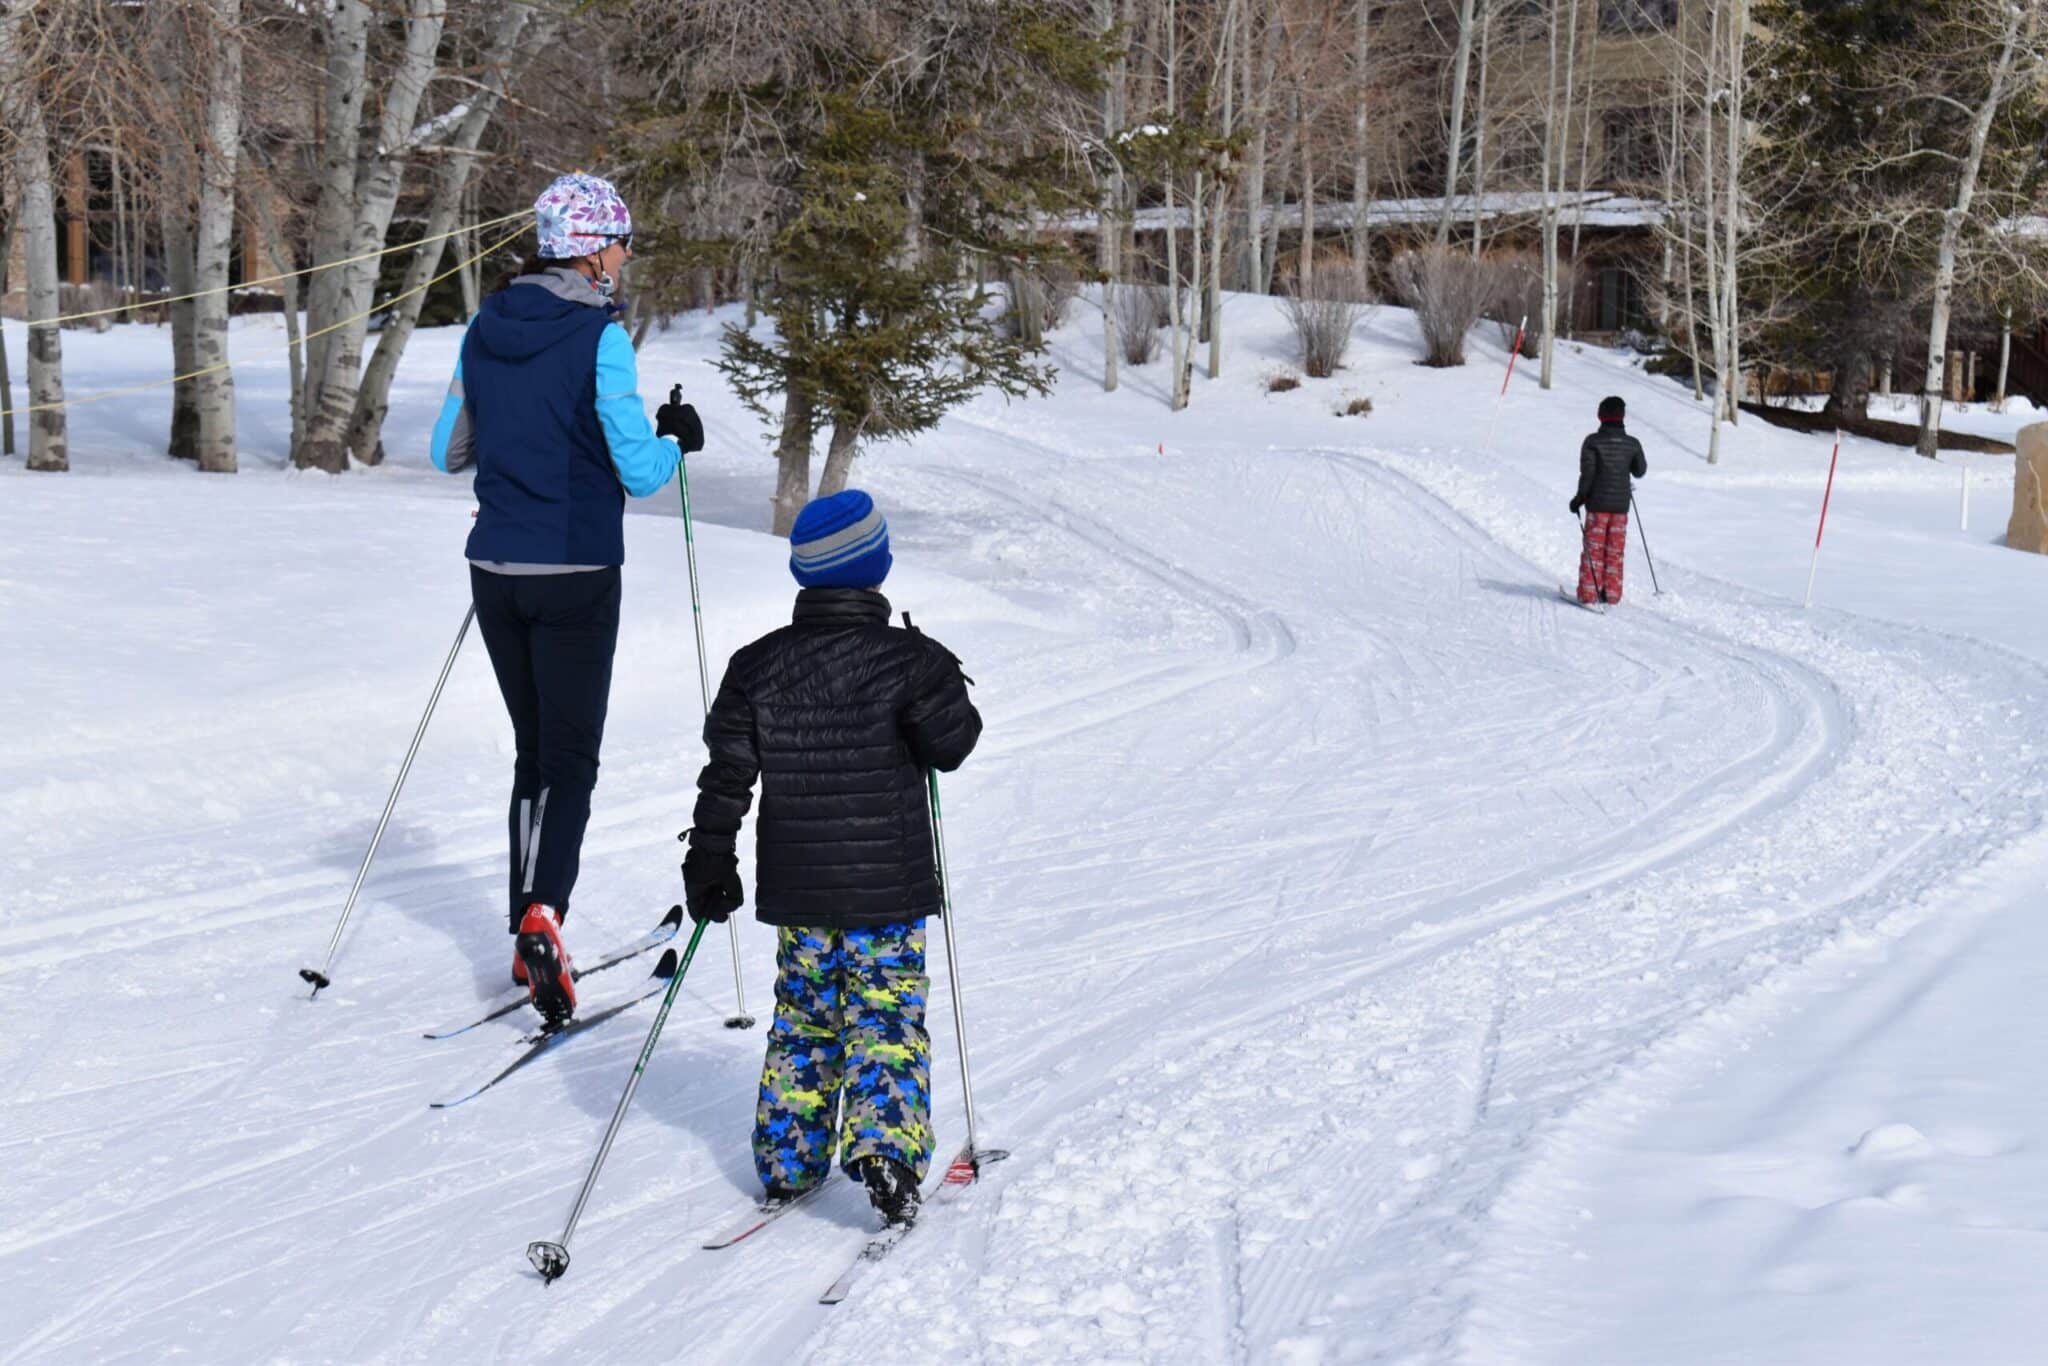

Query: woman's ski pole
(527, 919), (710, 1284)
(671, 384), (753, 1031)
(301, 604), (475, 996)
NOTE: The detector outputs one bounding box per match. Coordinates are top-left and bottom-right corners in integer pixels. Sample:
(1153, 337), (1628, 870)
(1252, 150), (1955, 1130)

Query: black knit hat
(1598, 395), (1626, 422)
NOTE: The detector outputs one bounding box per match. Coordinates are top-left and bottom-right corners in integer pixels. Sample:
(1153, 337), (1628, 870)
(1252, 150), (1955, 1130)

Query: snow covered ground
(3, 296), (2045, 1364)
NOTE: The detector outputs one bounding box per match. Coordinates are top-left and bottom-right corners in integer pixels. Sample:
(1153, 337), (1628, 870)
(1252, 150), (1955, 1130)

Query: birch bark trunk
(1436, 0), (1478, 245)
(1916, 0), (2026, 458)
(0, 2), (67, 471)
(346, 3), (561, 465)
(192, 0), (244, 474)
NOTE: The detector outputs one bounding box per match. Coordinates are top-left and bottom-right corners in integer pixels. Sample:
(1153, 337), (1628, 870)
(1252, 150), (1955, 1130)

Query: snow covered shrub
(1390, 245), (1491, 367)
(1342, 396), (1373, 417)
(1278, 271), (1373, 378)
(1114, 282), (1165, 364)
(1265, 368), (1302, 393)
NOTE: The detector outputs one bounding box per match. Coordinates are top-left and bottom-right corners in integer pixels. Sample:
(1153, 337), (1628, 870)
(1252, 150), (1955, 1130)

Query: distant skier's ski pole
(300, 605), (475, 996)
(1802, 430), (1843, 610)
(1482, 314), (1527, 453)
(1630, 492), (1663, 596)
(527, 919), (710, 1284)
(671, 383), (753, 1032)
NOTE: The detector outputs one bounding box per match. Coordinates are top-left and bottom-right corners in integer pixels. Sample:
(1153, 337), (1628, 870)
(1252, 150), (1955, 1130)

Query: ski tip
(652, 947), (680, 980)
(661, 903), (686, 930)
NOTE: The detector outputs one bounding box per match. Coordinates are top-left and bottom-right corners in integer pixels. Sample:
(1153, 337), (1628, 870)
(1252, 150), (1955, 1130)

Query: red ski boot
(515, 903), (576, 1026)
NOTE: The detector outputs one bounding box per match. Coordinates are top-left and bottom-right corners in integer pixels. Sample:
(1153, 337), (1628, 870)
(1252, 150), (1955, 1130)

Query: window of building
(1600, 0), (1679, 33)
(1602, 107), (1662, 185)
(1597, 267), (1648, 333)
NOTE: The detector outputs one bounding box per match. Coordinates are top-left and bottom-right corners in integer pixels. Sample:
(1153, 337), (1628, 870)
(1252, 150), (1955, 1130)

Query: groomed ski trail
(4, 413), (2043, 1363)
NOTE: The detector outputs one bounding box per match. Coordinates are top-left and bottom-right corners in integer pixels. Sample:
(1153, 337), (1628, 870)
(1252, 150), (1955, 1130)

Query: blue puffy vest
(460, 282), (624, 565)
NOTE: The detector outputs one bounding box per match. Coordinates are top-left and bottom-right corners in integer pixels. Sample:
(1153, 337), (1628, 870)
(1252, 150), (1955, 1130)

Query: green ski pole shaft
(527, 919), (709, 1283)
(670, 386), (753, 1030)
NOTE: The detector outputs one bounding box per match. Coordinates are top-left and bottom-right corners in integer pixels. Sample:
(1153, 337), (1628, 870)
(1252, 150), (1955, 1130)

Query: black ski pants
(470, 565), (621, 932)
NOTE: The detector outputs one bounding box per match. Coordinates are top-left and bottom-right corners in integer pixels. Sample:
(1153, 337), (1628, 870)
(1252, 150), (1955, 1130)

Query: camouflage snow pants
(753, 921), (933, 1192)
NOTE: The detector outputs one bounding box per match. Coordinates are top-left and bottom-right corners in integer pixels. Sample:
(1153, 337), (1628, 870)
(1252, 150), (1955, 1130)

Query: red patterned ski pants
(1577, 512), (1628, 604)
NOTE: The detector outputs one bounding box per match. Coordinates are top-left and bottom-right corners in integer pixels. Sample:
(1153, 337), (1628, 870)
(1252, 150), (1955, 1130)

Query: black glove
(656, 400), (704, 453)
(682, 845), (743, 924)
(1568, 496), (1584, 516)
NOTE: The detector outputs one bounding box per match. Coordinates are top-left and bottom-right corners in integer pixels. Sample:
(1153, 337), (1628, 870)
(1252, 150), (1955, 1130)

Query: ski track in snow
(5, 328), (2046, 1363)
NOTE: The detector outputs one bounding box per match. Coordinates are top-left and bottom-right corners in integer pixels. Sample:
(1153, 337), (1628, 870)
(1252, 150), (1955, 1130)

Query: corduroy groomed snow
(789, 490), (892, 589)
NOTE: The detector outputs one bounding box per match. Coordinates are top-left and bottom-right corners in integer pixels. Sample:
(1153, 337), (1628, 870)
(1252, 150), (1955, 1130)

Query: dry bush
(1485, 250), (1577, 356)
(1265, 369), (1301, 392)
(1113, 281), (1166, 365)
(1342, 395), (1373, 417)
(1278, 270), (1374, 378)
(1389, 245), (1493, 367)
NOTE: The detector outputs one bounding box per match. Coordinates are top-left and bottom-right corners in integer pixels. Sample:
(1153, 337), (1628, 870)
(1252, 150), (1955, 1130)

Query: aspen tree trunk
(1916, 0), (2025, 457)
(1995, 312), (2012, 409)
(1209, 0), (1236, 380)
(771, 385), (815, 535)
(0, 208), (17, 459)
(1243, 2), (1271, 292)
(1099, 0), (1122, 391)
(1183, 167), (1203, 405)
(347, 2), (561, 464)
(1298, 103), (1315, 298)
(252, 190), (307, 455)
(297, 0), (371, 468)
(1355, 0), (1375, 282)
(1470, 1), (1489, 257)
(192, 0), (244, 473)
(1163, 0), (1188, 409)
(1437, 0), (1479, 245)
(1719, 0), (1747, 427)
(0, 2), (67, 471)
(299, 0), (446, 472)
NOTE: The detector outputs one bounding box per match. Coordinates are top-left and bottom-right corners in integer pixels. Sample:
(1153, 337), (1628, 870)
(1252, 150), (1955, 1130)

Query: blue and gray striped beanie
(789, 489), (892, 589)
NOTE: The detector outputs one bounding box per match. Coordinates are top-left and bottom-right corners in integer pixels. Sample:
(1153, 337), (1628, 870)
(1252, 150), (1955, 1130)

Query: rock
(2009, 422), (2048, 554)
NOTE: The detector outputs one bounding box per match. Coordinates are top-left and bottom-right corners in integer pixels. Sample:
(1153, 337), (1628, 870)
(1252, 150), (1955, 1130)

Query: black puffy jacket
(689, 588), (982, 929)
(1577, 422), (1647, 514)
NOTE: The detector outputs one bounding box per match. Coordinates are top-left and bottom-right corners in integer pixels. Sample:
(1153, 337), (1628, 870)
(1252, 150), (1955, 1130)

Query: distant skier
(681, 490), (981, 1227)
(429, 172), (705, 1023)
(1569, 395), (1648, 605)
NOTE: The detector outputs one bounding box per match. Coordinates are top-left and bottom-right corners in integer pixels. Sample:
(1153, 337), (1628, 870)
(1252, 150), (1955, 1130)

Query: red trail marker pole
(1802, 430), (1843, 610)
(1483, 314), (1528, 453)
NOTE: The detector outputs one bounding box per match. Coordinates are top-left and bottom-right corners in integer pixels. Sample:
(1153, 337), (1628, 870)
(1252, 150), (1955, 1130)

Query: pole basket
(941, 1145), (1011, 1188)
(722, 1013), (756, 1030)
(527, 1240), (570, 1284)
(298, 967), (331, 994)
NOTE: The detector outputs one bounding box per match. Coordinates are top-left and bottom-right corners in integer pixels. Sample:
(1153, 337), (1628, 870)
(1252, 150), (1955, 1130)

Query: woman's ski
(429, 948), (678, 1109)
(422, 905), (683, 1040)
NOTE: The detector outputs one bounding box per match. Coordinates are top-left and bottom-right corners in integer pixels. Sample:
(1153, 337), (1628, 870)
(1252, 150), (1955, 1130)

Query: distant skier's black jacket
(1577, 422), (1647, 514)
(689, 588), (982, 929)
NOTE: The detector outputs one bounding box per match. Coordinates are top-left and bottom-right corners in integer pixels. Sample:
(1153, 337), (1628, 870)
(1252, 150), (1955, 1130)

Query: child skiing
(1569, 395), (1648, 606)
(681, 490), (982, 1228)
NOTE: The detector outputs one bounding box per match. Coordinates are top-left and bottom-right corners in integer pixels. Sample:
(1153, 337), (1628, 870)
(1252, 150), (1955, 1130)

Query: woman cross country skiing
(682, 490), (981, 1227)
(430, 172), (705, 1024)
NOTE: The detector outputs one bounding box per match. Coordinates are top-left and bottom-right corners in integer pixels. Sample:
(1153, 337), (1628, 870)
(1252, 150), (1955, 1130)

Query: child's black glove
(682, 845), (743, 923)
(1568, 496), (1584, 516)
